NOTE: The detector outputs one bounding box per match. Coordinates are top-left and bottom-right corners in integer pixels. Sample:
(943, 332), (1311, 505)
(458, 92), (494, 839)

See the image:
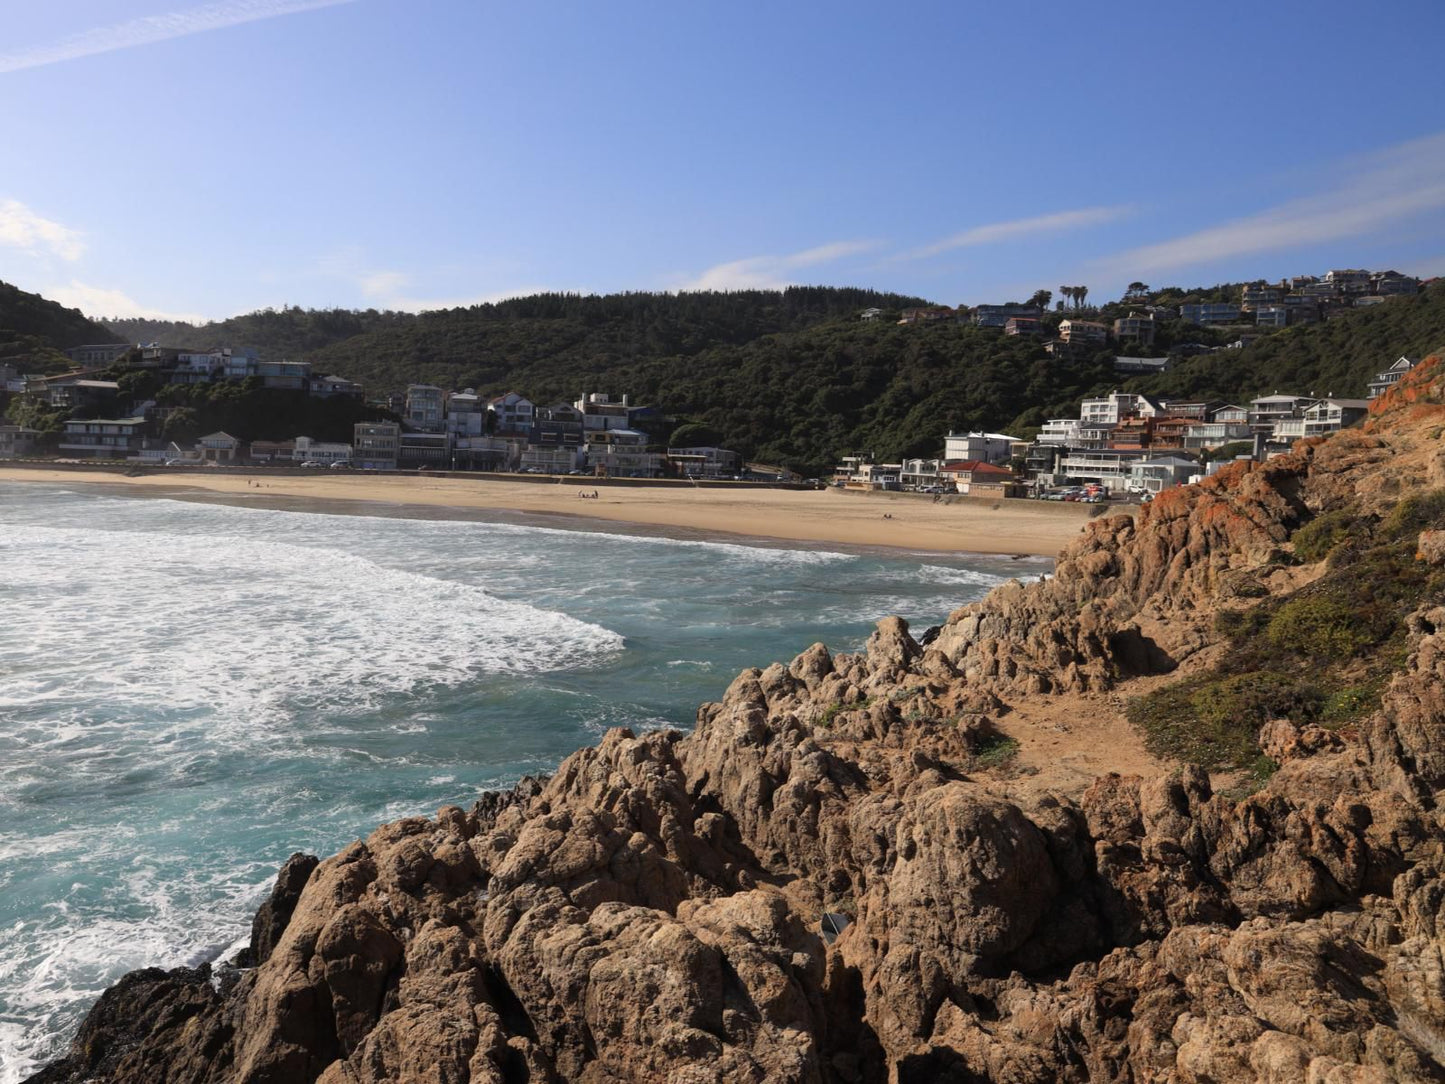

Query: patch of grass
(1127, 670), (1322, 770)
(1381, 491), (1445, 540)
(971, 733), (1020, 770)
(1320, 682), (1386, 728)
(816, 696), (873, 728)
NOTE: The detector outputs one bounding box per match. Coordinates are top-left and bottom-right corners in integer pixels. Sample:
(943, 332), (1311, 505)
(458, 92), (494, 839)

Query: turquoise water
(0, 482), (1043, 1078)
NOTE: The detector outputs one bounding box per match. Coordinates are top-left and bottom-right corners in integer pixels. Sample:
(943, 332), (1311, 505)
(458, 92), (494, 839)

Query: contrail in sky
(0, 0), (358, 74)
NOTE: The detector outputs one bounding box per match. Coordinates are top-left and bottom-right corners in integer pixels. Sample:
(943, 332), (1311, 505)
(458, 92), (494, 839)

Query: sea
(0, 481), (1044, 1080)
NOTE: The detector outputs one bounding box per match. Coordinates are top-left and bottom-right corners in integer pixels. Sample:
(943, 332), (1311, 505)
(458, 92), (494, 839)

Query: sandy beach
(0, 467), (1105, 556)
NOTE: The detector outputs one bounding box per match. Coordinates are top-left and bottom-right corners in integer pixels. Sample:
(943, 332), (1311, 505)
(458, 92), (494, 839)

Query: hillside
(1124, 279), (1445, 403)
(32, 360), (1445, 1084)
(0, 280), (122, 374)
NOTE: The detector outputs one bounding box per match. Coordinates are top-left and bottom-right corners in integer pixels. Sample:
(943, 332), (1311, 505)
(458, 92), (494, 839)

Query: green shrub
(1320, 683), (1384, 727)
(971, 733), (1020, 770)
(1381, 491), (1445, 540)
(1266, 596), (1375, 660)
(1291, 509), (1360, 563)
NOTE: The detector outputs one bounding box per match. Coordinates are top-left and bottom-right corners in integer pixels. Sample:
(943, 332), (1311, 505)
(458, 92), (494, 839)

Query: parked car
(329, 460), (353, 469)
(300, 461), (325, 468)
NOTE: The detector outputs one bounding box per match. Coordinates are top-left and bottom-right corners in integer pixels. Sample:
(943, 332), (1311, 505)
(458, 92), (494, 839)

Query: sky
(2, 0), (1444, 323)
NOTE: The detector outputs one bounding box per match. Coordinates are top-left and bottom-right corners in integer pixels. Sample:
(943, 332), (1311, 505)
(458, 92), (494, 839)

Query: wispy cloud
(320, 253), (548, 311)
(677, 239), (880, 292)
(900, 207), (1130, 262)
(46, 281), (209, 323)
(0, 0), (358, 74)
(1095, 131), (1445, 277)
(0, 199), (85, 261)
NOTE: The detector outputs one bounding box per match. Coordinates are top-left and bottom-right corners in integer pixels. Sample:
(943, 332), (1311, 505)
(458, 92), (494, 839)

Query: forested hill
(1122, 281), (1445, 405)
(103, 288), (928, 372)
(0, 281), (122, 372)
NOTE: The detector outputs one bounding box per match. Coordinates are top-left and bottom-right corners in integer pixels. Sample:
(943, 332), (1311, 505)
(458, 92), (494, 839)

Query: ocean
(0, 481), (1043, 1079)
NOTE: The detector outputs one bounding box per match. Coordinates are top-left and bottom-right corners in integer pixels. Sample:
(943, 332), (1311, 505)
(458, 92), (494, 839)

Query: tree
(1126, 282), (1149, 300)
(1029, 289), (1052, 311)
(161, 407), (201, 444)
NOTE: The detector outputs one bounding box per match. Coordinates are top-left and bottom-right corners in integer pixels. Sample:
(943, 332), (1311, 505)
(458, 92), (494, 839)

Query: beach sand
(0, 467), (1105, 556)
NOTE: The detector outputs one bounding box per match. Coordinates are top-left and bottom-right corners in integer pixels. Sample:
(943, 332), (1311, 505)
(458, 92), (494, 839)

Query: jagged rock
(31, 357), (1445, 1083)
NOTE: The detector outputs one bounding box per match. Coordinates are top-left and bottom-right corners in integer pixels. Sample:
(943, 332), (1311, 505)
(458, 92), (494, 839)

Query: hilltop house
(1368, 356), (1417, 399)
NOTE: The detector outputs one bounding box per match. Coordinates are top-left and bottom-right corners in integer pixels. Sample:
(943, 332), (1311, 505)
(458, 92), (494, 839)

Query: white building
(1079, 391), (1160, 425)
(1037, 419), (1081, 445)
(943, 431), (1015, 464)
(575, 392), (634, 432)
(1302, 398), (1369, 437)
(900, 457), (943, 489)
(1128, 455), (1199, 495)
(293, 436), (352, 463)
(488, 391), (534, 435)
(404, 385), (446, 432)
(446, 391), (486, 438)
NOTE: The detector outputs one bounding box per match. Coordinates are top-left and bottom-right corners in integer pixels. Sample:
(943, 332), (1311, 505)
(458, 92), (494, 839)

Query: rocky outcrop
(31, 359), (1445, 1083)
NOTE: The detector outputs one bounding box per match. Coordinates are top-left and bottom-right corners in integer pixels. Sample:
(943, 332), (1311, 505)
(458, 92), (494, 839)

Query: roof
(940, 460), (1014, 475)
(198, 431), (239, 441)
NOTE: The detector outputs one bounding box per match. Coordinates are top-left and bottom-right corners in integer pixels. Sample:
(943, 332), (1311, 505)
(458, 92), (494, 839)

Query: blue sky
(2, 0), (1444, 322)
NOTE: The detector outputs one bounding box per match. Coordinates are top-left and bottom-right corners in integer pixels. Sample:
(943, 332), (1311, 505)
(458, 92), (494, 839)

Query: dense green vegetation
(1128, 492), (1445, 770)
(0, 281), (122, 380)
(1125, 282), (1445, 404)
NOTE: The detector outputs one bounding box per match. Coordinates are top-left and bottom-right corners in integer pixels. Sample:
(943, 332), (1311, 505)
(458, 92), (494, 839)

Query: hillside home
(972, 304), (1040, 328)
(310, 374), (363, 398)
(898, 307), (954, 325)
(1112, 312), (1156, 345)
(1037, 419), (1081, 445)
(1249, 393), (1318, 433)
(404, 385), (446, 432)
(1368, 357), (1417, 399)
(859, 308), (883, 322)
(1004, 316), (1042, 336)
(1113, 356), (1171, 375)
(1058, 319), (1109, 344)
(489, 391), (535, 435)
(1254, 305), (1289, 328)
(1180, 303), (1242, 325)
(1302, 398), (1369, 437)
(575, 392), (633, 432)
(1182, 421), (1253, 450)
(64, 343), (131, 366)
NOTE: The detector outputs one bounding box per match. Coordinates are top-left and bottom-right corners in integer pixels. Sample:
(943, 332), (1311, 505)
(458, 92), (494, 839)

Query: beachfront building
(1057, 449), (1142, 493)
(900, 458), (943, 490)
(248, 439), (296, 462)
(943, 431), (1015, 464)
(446, 391), (486, 438)
(0, 425), (41, 458)
(398, 431), (449, 468)
(939, 460), (1018, 495)
(1128, 455), (1200, 495)
(587, 445), (665, 478)
(196, 432), (244, 462)
(292, 436), (351, 464)
(532, 403), (586, 447)
(404, 385), (446, 432)
(453, 434), (519, 471)
(666, 446), (741, 479)
(833, 456), (902, 490)
(1369, 356), (1417, 399)
(520, 444), (582, 474)
(353, 421), (400, 470)
(57, 417), (148, 458)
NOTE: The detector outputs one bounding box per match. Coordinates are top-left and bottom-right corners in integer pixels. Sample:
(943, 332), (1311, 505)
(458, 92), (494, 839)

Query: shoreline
(0, 466), (1103, 557)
